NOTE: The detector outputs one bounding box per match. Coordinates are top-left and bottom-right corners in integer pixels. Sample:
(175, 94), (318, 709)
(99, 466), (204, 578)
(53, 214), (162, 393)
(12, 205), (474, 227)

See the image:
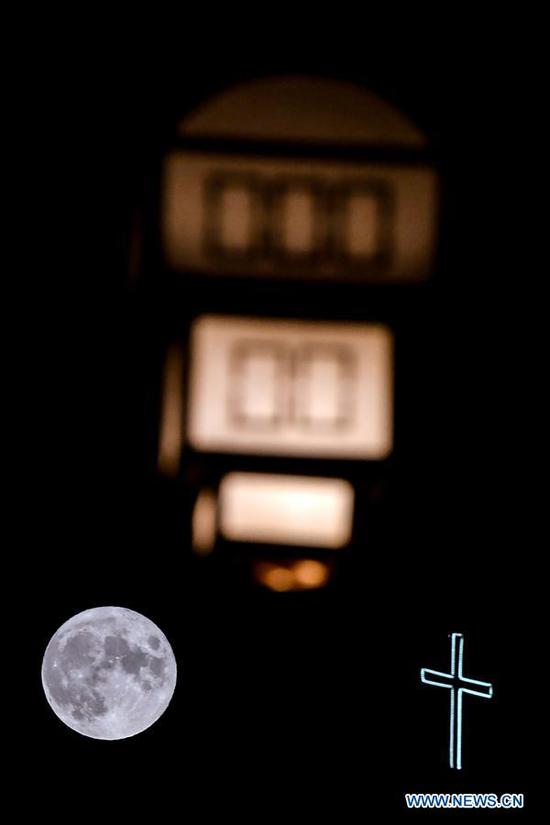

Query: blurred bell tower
(132, 75), (439, 592)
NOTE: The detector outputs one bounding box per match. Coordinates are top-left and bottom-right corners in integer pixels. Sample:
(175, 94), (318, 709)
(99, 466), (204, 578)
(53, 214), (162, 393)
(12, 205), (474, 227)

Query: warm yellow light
(219, 472), (353, 548)
(191, 489), (217, 556)
(346, 192), (379, 257)
(158, 344), (184, 476)
(282, 189), (315, 253)
(254, 559), (332, 592)
(258, 564), (295, 592)
(219, 185), (252, 251)
(164, 78), (437, 283)
(293, 559), (329, 588)
(188, 316), (393, 460)
(163, 162), (436, 282)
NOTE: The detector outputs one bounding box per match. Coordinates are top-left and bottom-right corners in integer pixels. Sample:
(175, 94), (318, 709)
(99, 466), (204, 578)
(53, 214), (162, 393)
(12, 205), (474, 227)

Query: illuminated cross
(420, 632), (493, 770)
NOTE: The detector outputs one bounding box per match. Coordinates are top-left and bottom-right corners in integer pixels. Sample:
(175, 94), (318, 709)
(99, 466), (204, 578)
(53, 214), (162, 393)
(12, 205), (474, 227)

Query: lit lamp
(150, 76), (438, 590)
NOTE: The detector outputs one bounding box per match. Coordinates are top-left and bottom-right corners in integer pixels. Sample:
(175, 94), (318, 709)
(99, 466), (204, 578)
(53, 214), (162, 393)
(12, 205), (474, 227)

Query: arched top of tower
(178, 75), (426, 148)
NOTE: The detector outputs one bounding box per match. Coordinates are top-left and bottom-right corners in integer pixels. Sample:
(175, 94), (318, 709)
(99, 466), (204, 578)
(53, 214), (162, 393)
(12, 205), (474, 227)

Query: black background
(13, 24), (539, 820)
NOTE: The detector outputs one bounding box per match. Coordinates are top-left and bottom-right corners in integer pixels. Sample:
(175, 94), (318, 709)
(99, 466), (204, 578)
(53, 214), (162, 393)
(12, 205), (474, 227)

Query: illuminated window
(346, 192), (379, 257)
(268, 179), (324, 260)
(203, 173), (393, 269)
(336, 182), (393, 265)
(228, 341), (289, 429)
(188, 316), (393, 459)
(164, 152), (436, 282)
(203, 173), (261, 260)
(219, 185), (253, 251)
(281, 187), (315, 254)
(219, 472), (354, 548)
(294, 344), (355, 431)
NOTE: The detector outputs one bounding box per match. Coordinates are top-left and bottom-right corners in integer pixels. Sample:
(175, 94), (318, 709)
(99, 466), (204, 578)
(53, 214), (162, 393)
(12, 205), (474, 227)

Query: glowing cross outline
(420, 632), (493, 770)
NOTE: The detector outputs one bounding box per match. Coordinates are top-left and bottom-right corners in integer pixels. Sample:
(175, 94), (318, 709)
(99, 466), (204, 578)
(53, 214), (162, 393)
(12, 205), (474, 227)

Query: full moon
(41, 606), (177, 740)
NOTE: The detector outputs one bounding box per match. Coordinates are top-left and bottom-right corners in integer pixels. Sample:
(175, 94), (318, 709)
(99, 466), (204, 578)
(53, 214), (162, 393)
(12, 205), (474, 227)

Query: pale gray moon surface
(41, 606), (177, 740)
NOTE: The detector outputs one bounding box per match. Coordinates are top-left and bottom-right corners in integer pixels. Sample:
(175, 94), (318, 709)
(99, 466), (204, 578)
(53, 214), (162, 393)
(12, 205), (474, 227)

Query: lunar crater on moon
(42, 607), (177, 740)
